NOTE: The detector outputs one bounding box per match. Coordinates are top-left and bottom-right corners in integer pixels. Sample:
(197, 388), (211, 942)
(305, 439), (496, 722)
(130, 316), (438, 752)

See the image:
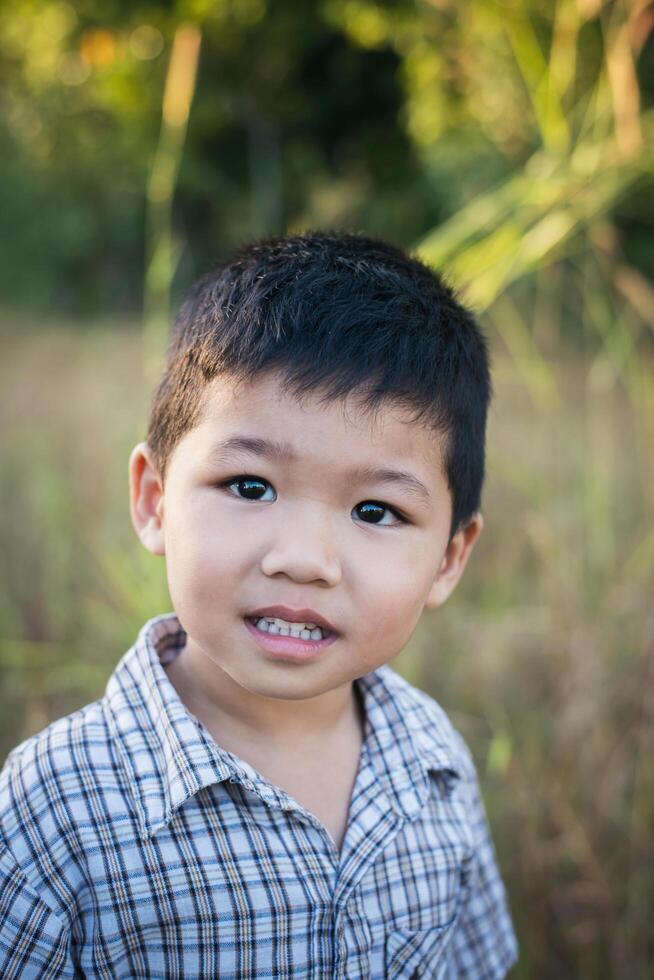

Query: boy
(0, 231), (518, 978)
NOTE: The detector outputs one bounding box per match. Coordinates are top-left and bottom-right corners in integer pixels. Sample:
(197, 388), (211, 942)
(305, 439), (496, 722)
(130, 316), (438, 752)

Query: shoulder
(371, 663), (476, 777)
(0, 709), (111, 959)
(1, 698), (108, 805)
(0, 699), (117, 883)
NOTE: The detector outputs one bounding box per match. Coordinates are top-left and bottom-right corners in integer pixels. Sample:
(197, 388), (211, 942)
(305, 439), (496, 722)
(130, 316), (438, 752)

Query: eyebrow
(208, 435), (432, 504)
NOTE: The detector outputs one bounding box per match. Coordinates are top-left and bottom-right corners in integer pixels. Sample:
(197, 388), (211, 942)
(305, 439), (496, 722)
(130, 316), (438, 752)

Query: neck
(163, 636), (365, 750)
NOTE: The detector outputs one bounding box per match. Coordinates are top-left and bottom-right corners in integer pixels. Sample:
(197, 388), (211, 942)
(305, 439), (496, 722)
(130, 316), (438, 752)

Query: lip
(245, 605), (338, 635)
(243, 617), (338, 662)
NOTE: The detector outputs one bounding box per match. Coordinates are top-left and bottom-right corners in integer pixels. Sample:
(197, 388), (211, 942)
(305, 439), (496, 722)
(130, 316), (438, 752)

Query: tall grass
(406, 11), (654, 970)
(0, 308), (651, 978)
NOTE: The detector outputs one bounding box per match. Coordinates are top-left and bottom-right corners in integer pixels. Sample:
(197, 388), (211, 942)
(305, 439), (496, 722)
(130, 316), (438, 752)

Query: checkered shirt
(0, 613), (518, 978)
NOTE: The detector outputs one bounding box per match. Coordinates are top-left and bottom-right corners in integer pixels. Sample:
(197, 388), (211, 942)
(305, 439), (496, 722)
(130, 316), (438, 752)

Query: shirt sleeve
(0, 840), (75, 979)
(445, 743), (519, 979)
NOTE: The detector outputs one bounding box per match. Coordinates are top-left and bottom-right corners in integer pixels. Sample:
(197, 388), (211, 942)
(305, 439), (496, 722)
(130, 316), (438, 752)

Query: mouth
(245, 615), (334, 641)
(242, 615), (339, 662)
(244, 605), (338, 637)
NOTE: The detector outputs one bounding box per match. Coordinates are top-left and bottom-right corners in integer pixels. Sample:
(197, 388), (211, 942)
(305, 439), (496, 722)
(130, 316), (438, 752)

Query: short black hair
(146, 230), (492, 542)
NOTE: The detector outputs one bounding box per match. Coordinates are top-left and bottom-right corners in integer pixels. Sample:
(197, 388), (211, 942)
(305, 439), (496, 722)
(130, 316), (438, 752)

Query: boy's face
(130, 371), (482, 711)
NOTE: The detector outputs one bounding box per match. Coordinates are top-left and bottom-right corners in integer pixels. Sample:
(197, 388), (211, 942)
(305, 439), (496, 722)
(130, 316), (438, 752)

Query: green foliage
(1, 0), (651, 321)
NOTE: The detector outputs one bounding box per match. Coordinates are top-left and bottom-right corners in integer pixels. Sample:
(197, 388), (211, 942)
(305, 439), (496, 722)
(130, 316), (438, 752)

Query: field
(1, 318), (652, 978)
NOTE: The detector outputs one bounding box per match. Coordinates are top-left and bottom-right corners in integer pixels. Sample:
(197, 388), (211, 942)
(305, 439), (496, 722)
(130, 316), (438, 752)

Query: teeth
(253, 617), (327, 641)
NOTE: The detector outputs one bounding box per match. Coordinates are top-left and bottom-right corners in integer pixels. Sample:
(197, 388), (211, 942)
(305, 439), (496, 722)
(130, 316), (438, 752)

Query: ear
(128, 442), (166, 556)
(424, 512), (484, 610)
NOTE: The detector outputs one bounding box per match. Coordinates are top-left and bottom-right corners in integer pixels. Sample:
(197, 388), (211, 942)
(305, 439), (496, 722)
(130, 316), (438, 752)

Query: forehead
(191, 372), (443, 471)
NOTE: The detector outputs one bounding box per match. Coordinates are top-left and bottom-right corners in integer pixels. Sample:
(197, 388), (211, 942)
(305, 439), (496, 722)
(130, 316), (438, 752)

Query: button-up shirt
(0, 613), (517, 978)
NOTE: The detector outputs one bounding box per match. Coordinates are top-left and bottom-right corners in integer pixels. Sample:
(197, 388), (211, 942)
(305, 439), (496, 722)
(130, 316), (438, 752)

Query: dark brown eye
(355, 501), (404, 526)
(224, 476), (276, 501)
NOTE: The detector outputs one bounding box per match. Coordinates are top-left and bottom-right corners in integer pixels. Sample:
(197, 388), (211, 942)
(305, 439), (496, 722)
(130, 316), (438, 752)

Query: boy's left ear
(424, 513), (484, 610)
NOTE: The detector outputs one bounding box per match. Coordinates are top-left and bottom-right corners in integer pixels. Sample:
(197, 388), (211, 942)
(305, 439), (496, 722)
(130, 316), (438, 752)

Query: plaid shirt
(0, 613), (517, 979)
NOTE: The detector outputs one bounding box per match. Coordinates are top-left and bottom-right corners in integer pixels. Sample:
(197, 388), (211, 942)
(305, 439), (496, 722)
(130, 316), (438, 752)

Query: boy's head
(129, 231), (491, 704)
(145, 231), (491, 544)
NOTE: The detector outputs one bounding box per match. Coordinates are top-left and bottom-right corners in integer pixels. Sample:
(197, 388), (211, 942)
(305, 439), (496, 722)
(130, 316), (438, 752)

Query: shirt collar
(104, 613), (463, 839)
(358, 662), (463, 819)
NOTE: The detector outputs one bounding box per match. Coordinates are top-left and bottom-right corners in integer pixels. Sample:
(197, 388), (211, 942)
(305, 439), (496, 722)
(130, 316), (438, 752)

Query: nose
(260, 504), (342, 587)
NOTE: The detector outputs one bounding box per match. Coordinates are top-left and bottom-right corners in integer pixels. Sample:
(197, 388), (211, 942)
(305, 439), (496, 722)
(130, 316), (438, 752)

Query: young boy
(0, 231), (518, 978)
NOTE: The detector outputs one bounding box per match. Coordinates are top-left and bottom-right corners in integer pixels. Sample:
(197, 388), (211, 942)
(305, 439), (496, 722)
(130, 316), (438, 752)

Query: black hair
(147, 229), (492, 542)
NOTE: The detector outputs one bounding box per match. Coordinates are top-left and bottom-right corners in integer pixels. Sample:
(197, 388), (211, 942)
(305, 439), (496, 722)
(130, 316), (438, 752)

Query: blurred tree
(1, 0), (649, 320)
(0, 0), (429, 313)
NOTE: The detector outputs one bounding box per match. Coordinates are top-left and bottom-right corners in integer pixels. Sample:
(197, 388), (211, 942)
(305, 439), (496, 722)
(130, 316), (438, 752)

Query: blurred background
(1, 0), (653, 976)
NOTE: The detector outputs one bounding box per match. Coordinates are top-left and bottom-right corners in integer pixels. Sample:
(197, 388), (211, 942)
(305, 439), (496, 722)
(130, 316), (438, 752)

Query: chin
(245, 674), (331, 700)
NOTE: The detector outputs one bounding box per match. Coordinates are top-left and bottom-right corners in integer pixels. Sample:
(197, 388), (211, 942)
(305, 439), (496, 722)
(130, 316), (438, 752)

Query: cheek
(356, 555), (433, 651)
(163, 502), (241, 600)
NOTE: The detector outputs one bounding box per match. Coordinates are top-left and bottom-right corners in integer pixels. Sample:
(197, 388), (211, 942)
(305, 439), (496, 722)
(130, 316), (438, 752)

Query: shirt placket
(332, 745), (423, 979)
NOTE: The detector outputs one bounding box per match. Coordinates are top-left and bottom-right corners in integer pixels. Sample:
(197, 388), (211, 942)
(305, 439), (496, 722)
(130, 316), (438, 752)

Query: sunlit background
(1, 1), (653, 977)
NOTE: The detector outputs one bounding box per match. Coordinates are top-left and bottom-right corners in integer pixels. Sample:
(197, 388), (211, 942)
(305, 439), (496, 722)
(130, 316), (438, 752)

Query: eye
(221, 475), (276, 502)
(354, 500), (406, 526)
(218, 478), (406, 525)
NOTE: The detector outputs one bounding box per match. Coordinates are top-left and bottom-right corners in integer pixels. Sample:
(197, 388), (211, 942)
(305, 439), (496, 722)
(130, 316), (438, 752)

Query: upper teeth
(253, 617), (326, 640)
